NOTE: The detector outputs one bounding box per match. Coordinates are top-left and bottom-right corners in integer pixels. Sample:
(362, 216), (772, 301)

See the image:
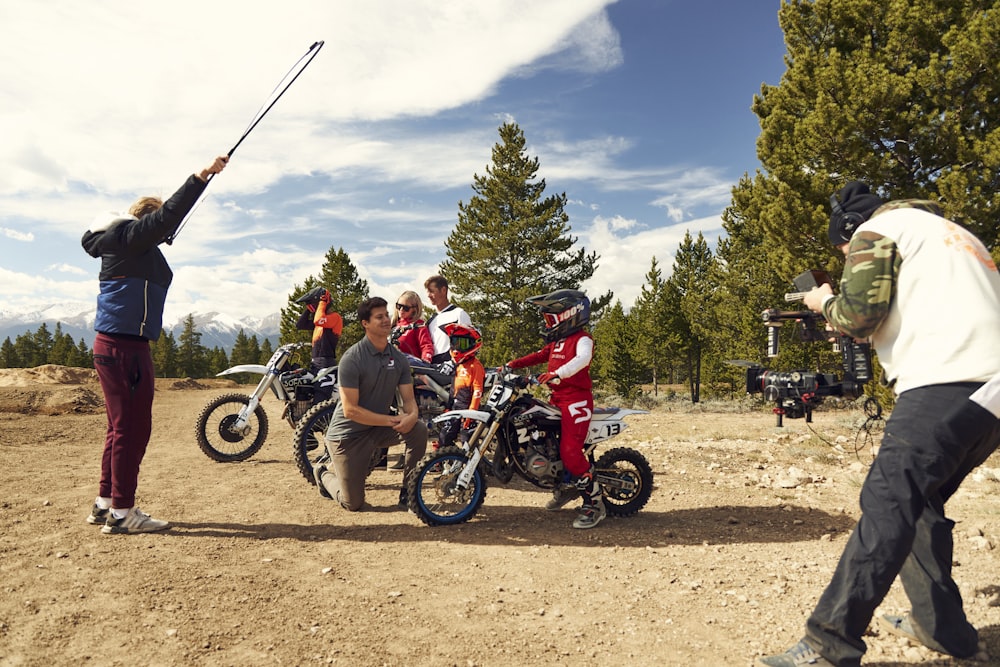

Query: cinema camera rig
(743, 271), (874, 427)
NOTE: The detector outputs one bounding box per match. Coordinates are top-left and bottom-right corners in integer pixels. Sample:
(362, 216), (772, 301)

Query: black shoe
(86, 503), (109, 525)
(388, 456), (405, 470)
(397, 487), (408, 508)
(313, 463), (332, 499)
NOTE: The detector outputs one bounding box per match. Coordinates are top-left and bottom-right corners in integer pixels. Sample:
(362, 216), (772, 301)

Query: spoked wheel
(595, 447), (654, 517)
(195, 393), (268, 462)
(293, 397), (339, 485)
(407, 446), (487, 527)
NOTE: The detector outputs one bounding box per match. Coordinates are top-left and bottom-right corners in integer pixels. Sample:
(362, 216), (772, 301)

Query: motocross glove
(538, 372), (561, 386)
(320, 289), (331, 303)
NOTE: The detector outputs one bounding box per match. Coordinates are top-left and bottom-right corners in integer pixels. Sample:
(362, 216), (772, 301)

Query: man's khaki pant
(321, 422), (428, 511)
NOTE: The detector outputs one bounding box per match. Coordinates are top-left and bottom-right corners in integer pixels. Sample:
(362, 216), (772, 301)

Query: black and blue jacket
(81, 175), (207, 341)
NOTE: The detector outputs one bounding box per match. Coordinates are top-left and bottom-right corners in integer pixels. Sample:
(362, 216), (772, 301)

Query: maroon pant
(93, 333), (155, 509)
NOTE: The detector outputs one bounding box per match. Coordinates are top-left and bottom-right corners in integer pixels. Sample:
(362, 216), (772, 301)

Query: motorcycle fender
(592, 407), (649, 420)
(217, 364), (269, 377)
(586, 409), (649, 444)
(432, 409), (490, 424)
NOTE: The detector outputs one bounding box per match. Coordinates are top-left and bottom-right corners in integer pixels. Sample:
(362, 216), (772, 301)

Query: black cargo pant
(804, 382), (1000, 666)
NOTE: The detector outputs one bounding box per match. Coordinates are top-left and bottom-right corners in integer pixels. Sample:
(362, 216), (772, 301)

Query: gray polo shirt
(326, 336), (413, 440)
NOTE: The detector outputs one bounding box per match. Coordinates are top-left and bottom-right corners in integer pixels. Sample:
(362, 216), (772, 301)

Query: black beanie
(828, 181), (884, 245)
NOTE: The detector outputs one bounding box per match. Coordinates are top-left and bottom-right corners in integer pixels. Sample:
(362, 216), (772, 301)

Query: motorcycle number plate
(587, 420), (623, 444)
(487, 384), (512, 407)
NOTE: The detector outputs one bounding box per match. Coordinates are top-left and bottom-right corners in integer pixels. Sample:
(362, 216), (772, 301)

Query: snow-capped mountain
(0, 302), (281, 352)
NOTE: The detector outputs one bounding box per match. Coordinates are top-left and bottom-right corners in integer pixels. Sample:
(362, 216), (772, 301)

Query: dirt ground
(1, 366), (999, 667)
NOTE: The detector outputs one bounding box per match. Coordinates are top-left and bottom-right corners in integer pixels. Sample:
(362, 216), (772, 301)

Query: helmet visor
(542, 312), (562, 329)
(450, 335), (477, 352)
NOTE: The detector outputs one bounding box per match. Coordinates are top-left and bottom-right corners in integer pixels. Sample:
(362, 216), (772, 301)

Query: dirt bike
(405, 370), (653, 527)
(195, 342), (337, 462)
(291, 356), (498, 485)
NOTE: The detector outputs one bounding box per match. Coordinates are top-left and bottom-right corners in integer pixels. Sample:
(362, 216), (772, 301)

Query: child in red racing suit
(506, 289), (604, 530)
(437, 323), (485, 450)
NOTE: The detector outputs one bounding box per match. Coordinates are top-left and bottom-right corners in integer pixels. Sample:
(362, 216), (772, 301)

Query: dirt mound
(0, 385), (104, 415)
(0, 364), (97, 387)
(156, 377), (239, 391)
(168, 378), (209, 390)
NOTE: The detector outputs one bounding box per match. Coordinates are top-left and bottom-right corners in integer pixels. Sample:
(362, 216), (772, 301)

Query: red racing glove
(538, 372), (561, 386)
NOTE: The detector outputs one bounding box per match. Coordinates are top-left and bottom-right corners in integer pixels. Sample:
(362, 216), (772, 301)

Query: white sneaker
(101, 507), (170, 535)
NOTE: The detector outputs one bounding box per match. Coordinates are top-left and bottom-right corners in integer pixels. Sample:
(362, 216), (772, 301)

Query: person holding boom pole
(82, 155), (228, 534)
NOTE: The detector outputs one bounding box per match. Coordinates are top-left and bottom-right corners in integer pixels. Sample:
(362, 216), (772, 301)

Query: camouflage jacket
(821, 200), (943, 338)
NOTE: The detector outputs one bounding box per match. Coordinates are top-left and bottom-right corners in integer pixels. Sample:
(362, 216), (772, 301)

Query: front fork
(454, 420), (498, 488)
(231, 372), (277, 434)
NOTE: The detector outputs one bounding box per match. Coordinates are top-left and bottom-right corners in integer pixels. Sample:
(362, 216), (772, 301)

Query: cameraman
(760, 182), (1000, 667)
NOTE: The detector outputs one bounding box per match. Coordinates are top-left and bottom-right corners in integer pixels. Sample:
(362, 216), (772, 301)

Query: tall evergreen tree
(0, 337), (17, 368)
(206, 346), (229, 376)
(176, 314), (208, 378)
(32, 323), (54, 365)
(441, 122), (607, 365)
(744, 0), (1000, 280)
(591, 300), (643, 398)
(630, 258), (677, 393)
(151, 331), (177, 378)
(48, 323), (75, 366)
(259, 337), (274, 365)
(665, 232), (716, 403)
(73, 338), (93, 368)
(230, 329), (255, 365)
(13, 331), (39, 368)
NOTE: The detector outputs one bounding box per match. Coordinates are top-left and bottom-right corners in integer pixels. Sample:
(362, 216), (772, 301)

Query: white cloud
(47, 263), (88, 276)
(0, 266), (97, 308)
(0, 0), (762, 325)
(579, 213), (724, 310)
(0, 1), (617, 199)
(1, 227), (34, 242)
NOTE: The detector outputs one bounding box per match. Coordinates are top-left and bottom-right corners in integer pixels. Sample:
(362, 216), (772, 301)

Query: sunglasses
(396, 303), (414, 312)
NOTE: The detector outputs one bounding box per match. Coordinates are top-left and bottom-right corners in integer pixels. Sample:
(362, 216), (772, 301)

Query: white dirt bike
(195, 342), (337, 462)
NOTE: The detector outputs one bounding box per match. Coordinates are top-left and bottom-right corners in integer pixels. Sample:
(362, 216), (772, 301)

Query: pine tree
(665, 232), (717, 403)
(630, 258), (678, 394)
(48, 323), (74, 366)
(13, 331), (39, 368)
(73, 338), (93, 368)
(151, 331), (177, 377)
(176, 314), (208, 378)
(206, 347), (229, 376)
(259, 338), (274, 365)
(441, 122), (606, 365)
(32, 323), (54, 366)
(746, 0), (1000, 278)
(591, 301), (643, 399)
(0, 338), (17, 368)
(230, 329), (254, 365)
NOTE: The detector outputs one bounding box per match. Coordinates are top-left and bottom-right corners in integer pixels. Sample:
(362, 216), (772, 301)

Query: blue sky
(0, 0), (787, 325)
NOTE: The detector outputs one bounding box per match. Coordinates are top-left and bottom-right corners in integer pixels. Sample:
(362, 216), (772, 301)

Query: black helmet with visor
(526, 289), (590, 343)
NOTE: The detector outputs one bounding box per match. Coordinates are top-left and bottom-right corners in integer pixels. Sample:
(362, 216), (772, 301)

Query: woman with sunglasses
(389, 290), (434, 363)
